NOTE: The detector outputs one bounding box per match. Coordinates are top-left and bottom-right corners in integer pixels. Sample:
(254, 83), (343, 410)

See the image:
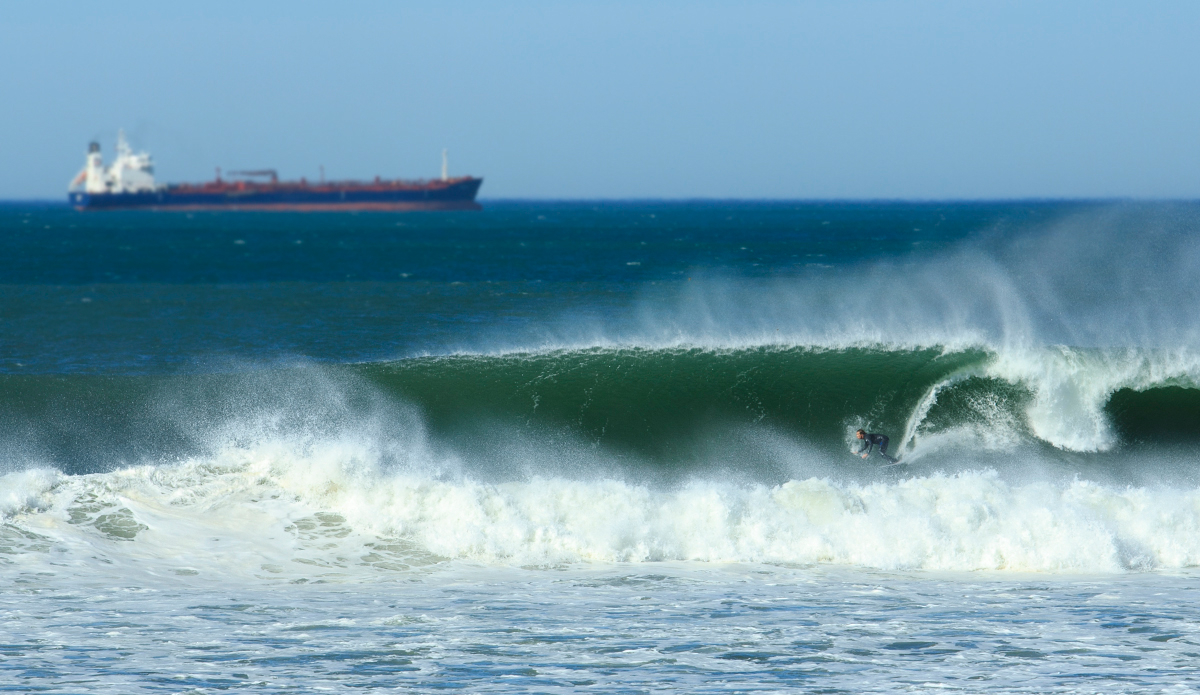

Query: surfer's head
(855, 429), (865, 439)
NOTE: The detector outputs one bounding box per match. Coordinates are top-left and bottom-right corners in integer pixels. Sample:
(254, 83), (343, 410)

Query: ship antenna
(441, 149), (448, 181)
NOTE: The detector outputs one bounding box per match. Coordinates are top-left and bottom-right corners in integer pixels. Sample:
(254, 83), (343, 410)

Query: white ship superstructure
(69, 131), (160, 194)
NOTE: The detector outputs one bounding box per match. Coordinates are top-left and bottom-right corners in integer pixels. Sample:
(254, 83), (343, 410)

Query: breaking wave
(4, 342), (1200, 476)
(3, 339), (1200, 576)
(5, 203), (1200, 575)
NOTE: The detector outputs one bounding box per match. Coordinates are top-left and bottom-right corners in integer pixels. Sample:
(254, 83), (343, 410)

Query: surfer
(856, 429), (898, 463)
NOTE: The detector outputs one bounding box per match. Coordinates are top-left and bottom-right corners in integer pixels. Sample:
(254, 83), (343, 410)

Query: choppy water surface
(8, 565), (1200, 693)
(4, 200), (1200, 692)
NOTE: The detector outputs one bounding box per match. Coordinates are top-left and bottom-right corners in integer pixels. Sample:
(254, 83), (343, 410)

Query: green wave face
(1106, 386), (1200, 445)
(363, 346), (997, 461)
(6, 345), (1200, 479)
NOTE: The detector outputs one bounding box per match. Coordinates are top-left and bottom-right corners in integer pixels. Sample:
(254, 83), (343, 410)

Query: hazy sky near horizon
(3, 1), (1199, 199)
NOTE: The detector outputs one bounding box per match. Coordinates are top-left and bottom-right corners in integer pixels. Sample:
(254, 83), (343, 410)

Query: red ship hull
(69, 176), (484, 212)
(134, 200), (483, 212)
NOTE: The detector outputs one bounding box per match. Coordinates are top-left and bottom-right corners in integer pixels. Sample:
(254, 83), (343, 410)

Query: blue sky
(2, 1), (1198, 199)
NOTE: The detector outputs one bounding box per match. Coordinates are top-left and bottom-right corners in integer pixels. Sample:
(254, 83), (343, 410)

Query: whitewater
(5, 201), (1200, 692)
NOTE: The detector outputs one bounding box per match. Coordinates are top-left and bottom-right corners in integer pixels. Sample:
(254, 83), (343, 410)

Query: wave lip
(985, 346), (1200, 452)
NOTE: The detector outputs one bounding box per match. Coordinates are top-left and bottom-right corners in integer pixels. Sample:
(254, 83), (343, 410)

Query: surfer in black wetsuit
(856, 429), (898, 463)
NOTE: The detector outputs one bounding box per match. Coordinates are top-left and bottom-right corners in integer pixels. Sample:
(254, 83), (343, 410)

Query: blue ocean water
(4, 200), (1200, 692)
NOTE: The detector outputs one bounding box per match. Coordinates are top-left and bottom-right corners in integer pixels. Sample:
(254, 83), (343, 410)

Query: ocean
(3, 200), (1200, 692)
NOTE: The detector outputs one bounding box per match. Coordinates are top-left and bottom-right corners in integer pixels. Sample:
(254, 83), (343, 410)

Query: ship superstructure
(68, 133), (482, 211)
(70, 130), (160, 195)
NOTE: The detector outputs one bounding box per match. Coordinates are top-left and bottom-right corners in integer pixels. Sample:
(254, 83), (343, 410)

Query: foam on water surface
(6, 434), (1200, 578)
(6, 549), (1200, 692)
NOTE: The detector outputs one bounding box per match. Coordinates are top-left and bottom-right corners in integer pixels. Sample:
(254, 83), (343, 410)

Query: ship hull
(69, 177), (483, 212)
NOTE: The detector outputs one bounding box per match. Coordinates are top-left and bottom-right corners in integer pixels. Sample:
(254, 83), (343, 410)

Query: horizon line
(3, 195), (1199, 206)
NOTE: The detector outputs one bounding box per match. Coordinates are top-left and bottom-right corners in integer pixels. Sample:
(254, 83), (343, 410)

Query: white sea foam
(5, 431), (1200, 575)
(292, 464), (1200, 572)
(0, 468), (59, 518)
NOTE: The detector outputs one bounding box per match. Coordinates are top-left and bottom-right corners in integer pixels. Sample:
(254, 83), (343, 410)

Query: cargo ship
(68, 132), (482, 211)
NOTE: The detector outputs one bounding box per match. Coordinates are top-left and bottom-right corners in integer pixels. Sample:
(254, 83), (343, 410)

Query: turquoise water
(4, 200), (1200, 692)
